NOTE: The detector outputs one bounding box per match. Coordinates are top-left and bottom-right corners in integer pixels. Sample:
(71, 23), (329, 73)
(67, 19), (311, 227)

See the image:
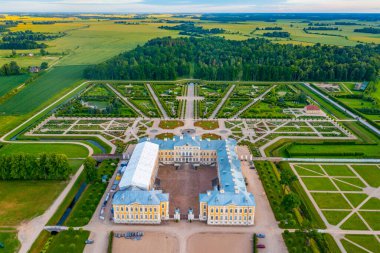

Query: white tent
(119, 141), (159, 190)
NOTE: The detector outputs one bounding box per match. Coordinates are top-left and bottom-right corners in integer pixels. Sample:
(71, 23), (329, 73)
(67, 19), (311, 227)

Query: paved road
(106, 83), (146, 118)
(209, 85), (235, 119)
(185, 83), (195, 120)
(304, 83), (380, 136)
(232, 85), (276, 119)
(146, 83), (169, 119)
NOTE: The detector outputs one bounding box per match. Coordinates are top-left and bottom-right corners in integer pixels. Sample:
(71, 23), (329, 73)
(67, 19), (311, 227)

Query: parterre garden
(217, 83), (270, 118)
(291, 163), (380, 253)
(241, 84), (308, 119)
(197, 82), (229, 118)
(111, 83), (160, 117)
(56, 84), (137, 117)
(151, 83), (185, 118)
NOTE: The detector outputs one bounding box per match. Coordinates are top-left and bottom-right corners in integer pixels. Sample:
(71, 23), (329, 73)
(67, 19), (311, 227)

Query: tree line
(354, 27), (380, 34)
(2, 30), (62, 42)
(0, 61), (21, 76)
(263, 31), (290, 38)
(159, 23), (225, 36)
(84, 36), (380, 82)
(0, 153), (71, 180)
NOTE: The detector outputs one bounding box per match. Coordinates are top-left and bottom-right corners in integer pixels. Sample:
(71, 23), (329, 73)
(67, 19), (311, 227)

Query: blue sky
(0, 0), (379, 13)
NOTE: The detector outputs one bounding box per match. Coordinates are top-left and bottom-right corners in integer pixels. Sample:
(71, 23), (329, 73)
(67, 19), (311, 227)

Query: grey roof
(113, 189), (169, 205)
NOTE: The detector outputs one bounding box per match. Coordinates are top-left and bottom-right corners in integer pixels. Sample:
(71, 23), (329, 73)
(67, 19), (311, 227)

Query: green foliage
(0, 153), (71, 180)
(44, 229), (89, 253)
(0, 232), (20, 253)
(282, 193), (301, 211)
(280, 168), (298, 186)
(0, 61), (21, 76)
(84, 157), (97, 183)
(84, 36), (379, 81)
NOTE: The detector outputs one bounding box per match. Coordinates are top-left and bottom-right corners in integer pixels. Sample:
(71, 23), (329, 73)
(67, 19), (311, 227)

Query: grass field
(0, 231), (20, 253)
(0, 75), (29, 97)
(0, 180), (67, 226)
(0, 143), (89, 158)
(0, 65), (85, 115)
(343, 235), (380, 253)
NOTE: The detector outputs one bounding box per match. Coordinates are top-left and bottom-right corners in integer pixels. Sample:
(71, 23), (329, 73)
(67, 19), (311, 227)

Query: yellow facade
(200, 202), (255, 225)
(113, 201), (169, 224)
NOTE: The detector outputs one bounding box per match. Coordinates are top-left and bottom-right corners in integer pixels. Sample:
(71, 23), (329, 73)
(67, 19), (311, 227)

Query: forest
(354, 27), (380, 34)
(263, 31), (290, 38)
(2, 30), (63, 42)
(159, 23), (225, 36)
(84, 36), (380, 81)
(0, 153), (71, 180)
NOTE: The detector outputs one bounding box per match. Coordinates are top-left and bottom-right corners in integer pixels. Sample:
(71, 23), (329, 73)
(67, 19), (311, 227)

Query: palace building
(112, 134), (256, 226)
(146, 135), (256, 226)
(112, 141), (169, 224)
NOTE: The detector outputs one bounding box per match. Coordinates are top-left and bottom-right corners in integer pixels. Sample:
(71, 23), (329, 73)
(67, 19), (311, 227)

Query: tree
(84, 157), (97, 183)
(282, 193), (301, 210)
(280, 168), (298, 186)
(40, 62), (48, 70)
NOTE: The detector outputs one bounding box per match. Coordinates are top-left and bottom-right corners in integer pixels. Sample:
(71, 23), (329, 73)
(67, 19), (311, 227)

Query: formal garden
(241, 84), (308, 118)
(56, 84), (137, 117)
(151, 83), (185, 118)
(111, 83), (161, 117)
(217, 83), (271, 118)
(197, 82), (230, 118)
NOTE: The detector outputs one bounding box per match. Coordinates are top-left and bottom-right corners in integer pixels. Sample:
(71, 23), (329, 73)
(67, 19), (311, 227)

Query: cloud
(0, 0), (379, 12)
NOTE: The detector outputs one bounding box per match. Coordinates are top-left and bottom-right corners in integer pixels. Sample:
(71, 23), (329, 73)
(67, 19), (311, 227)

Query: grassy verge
(108, 231), (113, 253)
(64, 159), (117, 226)
(45, 229), (89, 253)
(28, 230), (51, 253)
(0, 231), (20, 253)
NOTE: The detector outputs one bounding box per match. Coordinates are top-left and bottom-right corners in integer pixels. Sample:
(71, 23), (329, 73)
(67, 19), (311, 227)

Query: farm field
(0, 74), (29, 96)
(0, 65), (85, 115)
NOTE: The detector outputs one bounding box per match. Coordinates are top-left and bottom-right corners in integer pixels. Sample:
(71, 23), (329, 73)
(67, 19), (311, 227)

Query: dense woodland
(159, 23), (225, 36)
(2, 30), (62, 42)
(0, 153), (71, 180)
(354, 27), (380, 34)
(263, 32), (290, 38)
(84, 36), (380, 81)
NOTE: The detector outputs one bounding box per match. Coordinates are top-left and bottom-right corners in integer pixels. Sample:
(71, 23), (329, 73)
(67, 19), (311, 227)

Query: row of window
(210, 208), (253, 214)
(209, 215), (252, 221)
(116, 214), (159, 220)
(160, 151), (216, 156)
(115, 206), (159, 212)
(160, 157), (216, 162)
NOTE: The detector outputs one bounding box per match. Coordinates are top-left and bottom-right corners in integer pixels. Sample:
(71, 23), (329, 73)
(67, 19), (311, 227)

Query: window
(244, 209), (247, 213)
(117, 214), (120, 219)
(140, 208), (142, 212)
(162, 204), (164, 208)
(211, 216), (214, 220)
(121, 207), (124, 211)
(239, 209), (242, 213)
(145, 215), (147, 219)
(154, 208), (157, 212)
(154, 215), (157, 219)
(116, 207), (119, 211)
(150, 215), (152, 219)
(145, 208), (147, 212)
(150, 208), (152, 212)
(249, 209), (252, 213)
(121, 214), (124, 219)
(216, 216), (218, 220)
(211, 208), (214, 213)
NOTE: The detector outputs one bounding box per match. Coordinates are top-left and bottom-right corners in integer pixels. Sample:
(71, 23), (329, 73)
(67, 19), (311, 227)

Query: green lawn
(323, 165), (355, 176)
(158, 120), (184, 129)
(322, 210), (350, 225)
(0, 232), (20, 253)
(0, 75), (29, 97)
(352, 165), (380, 187)
(340, 213), (368, 230)
(45, 229), (89, 253)
(302, 177), (337, 191)
(312, 193), (351, 209)
(361, 198), (380, 210)
(294, 164), (324, 175)
(344, 194), (368, 208)
(344, 235), (380, 253)
(0, 143), (89, 158)
(333, 179), (363, 192)
(0, 181), (67, 226)
(194, 121), (219, 130)
(359, 211), (380, 230)
(341, 239), (369, 253)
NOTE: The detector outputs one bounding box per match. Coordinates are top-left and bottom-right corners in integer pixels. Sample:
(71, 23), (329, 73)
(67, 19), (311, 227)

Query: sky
(0, 0), (379, 13)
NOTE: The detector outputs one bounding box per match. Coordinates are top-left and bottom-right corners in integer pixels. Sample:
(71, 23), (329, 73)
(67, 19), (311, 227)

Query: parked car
(257, 233), (265, 238)
(257, 244), (266, 248)
(85, 239), (94, 244)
